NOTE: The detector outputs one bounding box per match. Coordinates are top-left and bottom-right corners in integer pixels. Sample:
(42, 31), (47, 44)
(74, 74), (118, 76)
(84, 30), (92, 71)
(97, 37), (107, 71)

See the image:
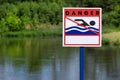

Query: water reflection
(85, 47), (120, 80)
(1, 38), (120, 80)
(0, 38), (79, 80)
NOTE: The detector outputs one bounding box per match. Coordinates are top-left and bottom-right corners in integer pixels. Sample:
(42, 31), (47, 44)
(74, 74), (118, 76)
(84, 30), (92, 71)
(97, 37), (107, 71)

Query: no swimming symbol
(65, 17), (99, 35)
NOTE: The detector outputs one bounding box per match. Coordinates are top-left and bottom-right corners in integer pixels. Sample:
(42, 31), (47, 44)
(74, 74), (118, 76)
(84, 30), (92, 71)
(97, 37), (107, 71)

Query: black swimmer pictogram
(65, 18), (99, 35)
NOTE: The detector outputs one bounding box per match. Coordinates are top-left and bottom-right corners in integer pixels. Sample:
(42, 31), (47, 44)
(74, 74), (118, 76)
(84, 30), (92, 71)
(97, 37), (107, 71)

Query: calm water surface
(85, 47), (120, 80)
(0, 38), (79, 80)
(0, 38), (120, 80)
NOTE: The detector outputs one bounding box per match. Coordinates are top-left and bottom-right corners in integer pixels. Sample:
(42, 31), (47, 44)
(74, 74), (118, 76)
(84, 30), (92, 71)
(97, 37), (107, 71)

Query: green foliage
(109, 5), (120, 27)
(0, 18), (9, 32)
(0, 13), (21, 32)
(6, 13), (21, 31)
(0, 0), (120, 34)
(3, 27), (61, 37)
(114, 39), (120, 46)
(102, 4), (120, 30)
(102, 38), (110, 45)
(0, 1), (63, 32)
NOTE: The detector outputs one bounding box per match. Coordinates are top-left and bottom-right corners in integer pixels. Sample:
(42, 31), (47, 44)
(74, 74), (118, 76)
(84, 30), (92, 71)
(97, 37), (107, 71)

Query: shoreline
(103, 32), (120, 46)
(1, 28), (120, 46)
(0, 27), (62, 38)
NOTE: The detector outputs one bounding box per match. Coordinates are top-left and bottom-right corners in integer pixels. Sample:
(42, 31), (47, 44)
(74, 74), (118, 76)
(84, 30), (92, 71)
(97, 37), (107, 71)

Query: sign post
(80, 47), (84, 80)
(63, 7), (102, 80)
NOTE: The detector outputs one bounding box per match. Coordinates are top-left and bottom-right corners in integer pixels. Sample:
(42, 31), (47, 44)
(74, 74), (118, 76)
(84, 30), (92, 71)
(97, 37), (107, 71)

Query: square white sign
(63, 8), (102, 47)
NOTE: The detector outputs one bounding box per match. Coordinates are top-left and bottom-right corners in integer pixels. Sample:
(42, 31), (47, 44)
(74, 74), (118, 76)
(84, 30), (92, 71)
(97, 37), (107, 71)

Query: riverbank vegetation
(0, 0), (120, 38)
(103, 32), (120, 46)
(0, 1), (62, 33)
(1, 26), (62, 37)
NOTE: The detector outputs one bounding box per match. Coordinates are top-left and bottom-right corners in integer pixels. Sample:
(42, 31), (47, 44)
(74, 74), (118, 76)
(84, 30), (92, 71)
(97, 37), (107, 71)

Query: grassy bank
(1, 26), (120, 47)
(0, 26), (62, 38)
(103, 32), (120, 46)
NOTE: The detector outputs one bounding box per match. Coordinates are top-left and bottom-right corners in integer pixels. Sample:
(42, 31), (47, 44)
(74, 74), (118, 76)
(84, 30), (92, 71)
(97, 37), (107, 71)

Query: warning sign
(63, 8), (102, 47)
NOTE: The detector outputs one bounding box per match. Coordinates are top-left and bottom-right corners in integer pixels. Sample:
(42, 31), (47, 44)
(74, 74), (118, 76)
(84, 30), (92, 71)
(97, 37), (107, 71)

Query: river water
(0, 37), (120, 80)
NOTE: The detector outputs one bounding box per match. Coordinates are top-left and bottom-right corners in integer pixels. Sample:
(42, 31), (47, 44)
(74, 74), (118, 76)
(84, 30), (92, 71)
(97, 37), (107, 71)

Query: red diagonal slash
(66, 17), (98, 35)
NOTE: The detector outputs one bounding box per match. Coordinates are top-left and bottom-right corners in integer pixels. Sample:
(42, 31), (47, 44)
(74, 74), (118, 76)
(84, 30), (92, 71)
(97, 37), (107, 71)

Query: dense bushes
(0, 2), (62, 32)
(0, 0), (120, 33)
(1, 13), (21, 31)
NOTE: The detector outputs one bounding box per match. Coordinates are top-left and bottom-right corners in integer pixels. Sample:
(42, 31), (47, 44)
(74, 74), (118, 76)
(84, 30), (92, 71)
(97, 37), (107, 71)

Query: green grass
(1, 27), (62, 38)
(102, 38), (110, 46)
(102, 25), (120, 33)
(103, 32), (120, 42)
(103, 32), (120, 46)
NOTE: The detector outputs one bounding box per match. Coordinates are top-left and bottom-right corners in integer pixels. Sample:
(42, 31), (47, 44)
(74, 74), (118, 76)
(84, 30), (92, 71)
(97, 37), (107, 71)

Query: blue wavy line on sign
(65, 26), (99, 35)
(66, 26), (99, 31)
(66, 30), (99, 35)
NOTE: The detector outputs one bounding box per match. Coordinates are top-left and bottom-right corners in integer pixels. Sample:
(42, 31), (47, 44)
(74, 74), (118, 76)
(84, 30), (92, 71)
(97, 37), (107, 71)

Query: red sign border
(63, 8), (102, 47)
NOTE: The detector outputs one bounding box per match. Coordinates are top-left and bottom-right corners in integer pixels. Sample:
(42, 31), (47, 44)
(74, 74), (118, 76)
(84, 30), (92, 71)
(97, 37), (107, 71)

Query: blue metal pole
(80, 47), (84, 80)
